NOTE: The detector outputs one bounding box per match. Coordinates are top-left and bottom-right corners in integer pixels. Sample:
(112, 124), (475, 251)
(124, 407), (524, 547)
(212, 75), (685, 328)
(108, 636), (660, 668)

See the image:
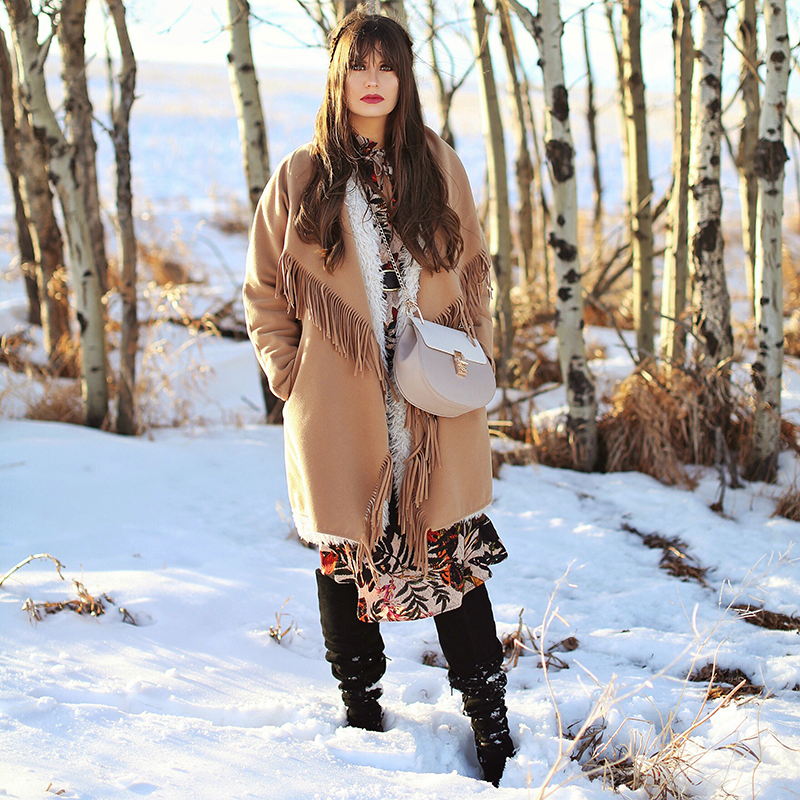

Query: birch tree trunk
(659, 0), (693, 370)
(336, 0), (359, 22)
(736, 0), (759, 317)
(9, 38), (71, 367)
(508, 0), (598, 471)
(497, 0), (535, 291)
(105, 0), (138, 435)
(621, 0), (654, 360)
(523, 76), (551, 303)
(226, 0), (270, 215)
(746, 0), (790, 482)
(0, 26), (38, 324)
(581, 9), (603, 260)
(380, 0), (407, 27)
(58, 0), (109, 292)
(425, 0), (454, 148)
(688, 0), (732, 369)
(5, 0), (108, 426)
(470, 0), (513, 386)
(605, 0), (631, 212)
(226, 0), (284, 422)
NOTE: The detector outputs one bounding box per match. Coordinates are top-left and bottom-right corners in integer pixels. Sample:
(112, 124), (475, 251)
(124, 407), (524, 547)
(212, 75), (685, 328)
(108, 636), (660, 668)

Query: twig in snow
(0, 553), (65, 588)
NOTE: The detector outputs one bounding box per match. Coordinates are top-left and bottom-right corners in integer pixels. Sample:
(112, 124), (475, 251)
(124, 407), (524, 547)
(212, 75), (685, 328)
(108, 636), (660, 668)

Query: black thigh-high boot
(434, 583), (514, 786)
(316, 569), (386, 731)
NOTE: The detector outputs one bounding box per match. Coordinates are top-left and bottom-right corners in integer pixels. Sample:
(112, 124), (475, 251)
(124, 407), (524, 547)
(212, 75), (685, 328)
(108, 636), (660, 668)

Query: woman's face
(344, 49), (399, 140)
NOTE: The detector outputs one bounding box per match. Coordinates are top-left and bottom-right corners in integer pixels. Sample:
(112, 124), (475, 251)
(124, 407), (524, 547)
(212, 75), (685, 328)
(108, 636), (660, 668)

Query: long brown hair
(294, 11), (463, 273)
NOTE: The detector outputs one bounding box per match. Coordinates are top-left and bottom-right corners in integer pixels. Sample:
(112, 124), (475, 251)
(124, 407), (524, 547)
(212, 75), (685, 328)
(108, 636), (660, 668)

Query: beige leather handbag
(394, 308), (496, 417)
(375, 211), (496, 417)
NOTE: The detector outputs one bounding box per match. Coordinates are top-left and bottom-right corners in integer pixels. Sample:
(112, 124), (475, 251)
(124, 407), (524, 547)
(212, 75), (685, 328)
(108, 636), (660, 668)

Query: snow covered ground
(2, 61), (800, 799)
(3, 408), (800, 798)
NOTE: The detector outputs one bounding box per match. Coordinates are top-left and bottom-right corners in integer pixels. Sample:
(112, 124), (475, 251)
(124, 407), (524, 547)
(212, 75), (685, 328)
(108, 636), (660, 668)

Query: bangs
(330, 14), (411, 74)
(349, 35), (401, 71)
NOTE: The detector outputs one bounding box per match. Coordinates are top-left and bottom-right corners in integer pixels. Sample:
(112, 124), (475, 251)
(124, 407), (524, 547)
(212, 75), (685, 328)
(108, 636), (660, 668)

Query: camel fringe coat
(243, 129), (494, 568)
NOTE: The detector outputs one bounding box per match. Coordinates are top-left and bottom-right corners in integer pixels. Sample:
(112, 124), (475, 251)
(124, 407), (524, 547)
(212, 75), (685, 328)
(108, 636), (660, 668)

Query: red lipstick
(360, 94), (384, 104)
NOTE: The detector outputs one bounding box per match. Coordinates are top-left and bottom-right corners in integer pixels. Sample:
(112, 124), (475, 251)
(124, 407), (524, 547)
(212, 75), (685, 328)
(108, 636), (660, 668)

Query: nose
(365, 67), (379, 87)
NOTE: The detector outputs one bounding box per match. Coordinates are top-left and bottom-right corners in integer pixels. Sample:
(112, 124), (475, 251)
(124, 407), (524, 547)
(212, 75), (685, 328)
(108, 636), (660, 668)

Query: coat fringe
(433, 295), (473, 338)
(459, 251), (493, 332)
(276, 252), (384, 386)
(398, 404), (441, 570)
(364, 453), (393, 555)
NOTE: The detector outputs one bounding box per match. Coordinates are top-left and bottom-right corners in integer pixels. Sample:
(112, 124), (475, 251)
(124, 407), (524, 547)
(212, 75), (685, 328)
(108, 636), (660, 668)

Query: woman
(243, 10), (513, 785)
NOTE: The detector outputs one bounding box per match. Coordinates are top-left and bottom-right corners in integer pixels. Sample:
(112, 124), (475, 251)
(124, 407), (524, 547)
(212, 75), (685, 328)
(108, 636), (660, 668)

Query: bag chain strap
(374, 214), (424, 322)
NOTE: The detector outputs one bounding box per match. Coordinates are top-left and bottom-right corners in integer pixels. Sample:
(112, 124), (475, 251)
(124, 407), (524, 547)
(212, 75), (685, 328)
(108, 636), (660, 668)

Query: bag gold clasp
(453, 350), (468, 377)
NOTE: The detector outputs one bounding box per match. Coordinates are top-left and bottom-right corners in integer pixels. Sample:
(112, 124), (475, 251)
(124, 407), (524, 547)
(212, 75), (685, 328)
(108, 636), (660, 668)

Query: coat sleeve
(242, 157), (301, 401)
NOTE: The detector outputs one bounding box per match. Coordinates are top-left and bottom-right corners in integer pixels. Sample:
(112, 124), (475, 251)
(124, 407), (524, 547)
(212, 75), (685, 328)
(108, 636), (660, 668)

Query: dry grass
(688, 663), (764, 700)
(599, 363), (740, 487)
(570, 677), (762, 798)
(421, 650), (447, 668)
(24, 380), (85, 425)
(774, 481), (800, 521)
(623, 523), (710, 587)
(507, 362), (800, 483)
(731, 603), (800, 632)
(500, 609), (578, 671)
(268, 598), (295, 644)
(137, 241), (195, 287)
(211, 214), (249, 236)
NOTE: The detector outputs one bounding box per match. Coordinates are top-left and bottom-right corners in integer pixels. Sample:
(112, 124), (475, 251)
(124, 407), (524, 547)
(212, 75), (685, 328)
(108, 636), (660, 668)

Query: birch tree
(581, 8), (603, 259)
(470, 0), (513, 385)
(5, 0), (108, 426)
(497, 0), (535, 290)
(508, 0), (598, 471)
(226, 0), (285, 422)
(621, 0), (654, 360)
(659, 0), (693, 369)
(605, 1), (630, 212)
(226, 0), (270, 215)
(746, 0), (791, 482)
(687, 0), (732, 369)
(3, 23), (70, 365)
(0, 26), (38, 323)
(380, 0), (406, 26)
(104, 0), (138, 435)
(58, 0), (109, 291)
(736, 0), (759, 317)
(424, 0), (472, 149)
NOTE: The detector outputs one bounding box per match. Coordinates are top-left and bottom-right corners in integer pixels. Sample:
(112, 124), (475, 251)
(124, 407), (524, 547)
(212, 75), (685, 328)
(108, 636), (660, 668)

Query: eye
(380, 64), (393, 71)
(350, 63), (365, 71)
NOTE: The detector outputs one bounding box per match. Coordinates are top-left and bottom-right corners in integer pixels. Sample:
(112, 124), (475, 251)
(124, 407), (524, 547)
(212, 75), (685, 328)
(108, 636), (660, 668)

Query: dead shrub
(598, 364), (736, 487)
(23, 580), (112, 623)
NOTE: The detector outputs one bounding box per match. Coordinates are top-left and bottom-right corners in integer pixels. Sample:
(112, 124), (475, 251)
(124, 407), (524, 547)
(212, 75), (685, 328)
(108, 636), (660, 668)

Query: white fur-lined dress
(319, 139), (507, 623)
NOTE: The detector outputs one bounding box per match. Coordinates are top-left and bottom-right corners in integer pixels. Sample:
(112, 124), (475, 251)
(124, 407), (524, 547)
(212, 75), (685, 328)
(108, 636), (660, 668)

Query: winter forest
(2, 0), (800, 797)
